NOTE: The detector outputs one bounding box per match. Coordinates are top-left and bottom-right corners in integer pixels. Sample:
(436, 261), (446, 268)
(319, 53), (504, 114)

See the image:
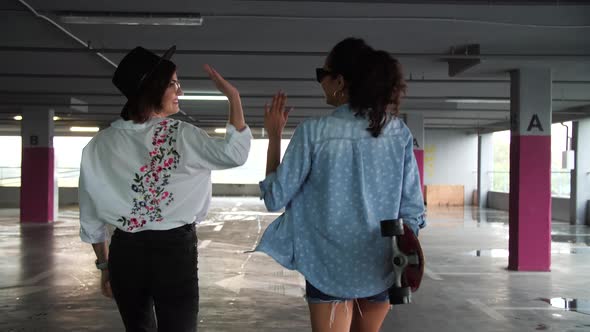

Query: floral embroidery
(117, 120), (180, 231)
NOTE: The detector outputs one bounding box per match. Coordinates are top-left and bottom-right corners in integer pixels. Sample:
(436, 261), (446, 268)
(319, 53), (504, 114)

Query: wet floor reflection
(468, 245), (590, 257)
(468, 249), (509, 257)
(551, 234), (590, 246)
(539, 298), (590, 315)
(472, 209), (510, 225)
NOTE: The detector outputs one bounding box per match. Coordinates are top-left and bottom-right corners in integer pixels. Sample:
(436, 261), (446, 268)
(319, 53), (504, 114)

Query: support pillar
(508, 68), (552, 271)
(570, 119), (590, 225)
(477, 133), (493, 208)
(20, 108), (56, 223)
(406, 113), (425, 194)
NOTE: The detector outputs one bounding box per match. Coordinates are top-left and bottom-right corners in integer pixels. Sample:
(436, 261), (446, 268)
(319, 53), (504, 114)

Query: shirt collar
(110, 117), (167, 130)
(331, 104), (353, 117)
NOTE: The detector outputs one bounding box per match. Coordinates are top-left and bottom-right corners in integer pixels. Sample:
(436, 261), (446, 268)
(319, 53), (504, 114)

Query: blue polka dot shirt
(257, 104), (426, 298)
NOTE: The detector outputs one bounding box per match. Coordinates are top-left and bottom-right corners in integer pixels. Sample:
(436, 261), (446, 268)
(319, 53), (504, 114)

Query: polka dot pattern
(257, 104), (426, 298)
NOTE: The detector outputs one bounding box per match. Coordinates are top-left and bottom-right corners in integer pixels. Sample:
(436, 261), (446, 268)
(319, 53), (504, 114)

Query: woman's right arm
(204, 64), (246, 131)
(78, 148), (113, 298)
(177, 65), (252, 170)
(79, 148), (109, 244)
(399, 133), (427, 235)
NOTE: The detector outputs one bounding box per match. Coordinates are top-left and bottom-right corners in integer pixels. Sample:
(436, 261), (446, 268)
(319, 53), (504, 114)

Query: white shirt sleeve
(78, 145), (110, 244)
(178, 122), (252, 170)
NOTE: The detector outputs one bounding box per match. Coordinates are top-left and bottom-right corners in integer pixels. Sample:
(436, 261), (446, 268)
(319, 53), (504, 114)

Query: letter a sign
(526, 114), (544, 132)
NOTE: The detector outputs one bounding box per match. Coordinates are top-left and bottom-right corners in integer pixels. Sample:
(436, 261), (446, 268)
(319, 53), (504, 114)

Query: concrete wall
(487, 191), (509, 210)
(487, 191), (572, 222)
(0, 187), (19, 208)
(212, 184), (260, 196)
(0, 184), (261, 208)
(1, 185), (582, 223)
(571, 119), (590, 225)
(424, 129), (478, 205)
(552, 197), (571, 222)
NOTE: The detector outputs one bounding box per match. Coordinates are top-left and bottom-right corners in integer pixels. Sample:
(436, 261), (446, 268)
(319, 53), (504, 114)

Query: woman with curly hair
(258, 38), (426, 332)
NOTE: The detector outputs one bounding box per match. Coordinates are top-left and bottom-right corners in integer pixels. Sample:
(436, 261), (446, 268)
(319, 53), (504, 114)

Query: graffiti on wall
(424, 144), (436, 179)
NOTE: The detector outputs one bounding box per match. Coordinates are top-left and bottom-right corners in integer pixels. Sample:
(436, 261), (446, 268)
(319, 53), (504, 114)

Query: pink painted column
(20, 108), (56, 223)
(406, 113), (425, 194)
(508, 68), (552, 271)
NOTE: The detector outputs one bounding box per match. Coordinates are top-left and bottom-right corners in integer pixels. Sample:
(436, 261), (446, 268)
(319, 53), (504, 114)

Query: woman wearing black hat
(79, 46), (252, 331)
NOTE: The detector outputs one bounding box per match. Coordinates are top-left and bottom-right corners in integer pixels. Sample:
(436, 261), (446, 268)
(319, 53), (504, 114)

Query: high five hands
(203, 64), (246, 131)
(203, 64), (239, 100)
(264, 91), (292, 139)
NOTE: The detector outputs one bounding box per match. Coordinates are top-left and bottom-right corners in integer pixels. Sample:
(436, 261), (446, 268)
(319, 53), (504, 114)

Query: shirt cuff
(79, 223), (109, 244)
(225, 123), (252, 137)
(259, 172), (277, 200)
(403, 214), (426, 236)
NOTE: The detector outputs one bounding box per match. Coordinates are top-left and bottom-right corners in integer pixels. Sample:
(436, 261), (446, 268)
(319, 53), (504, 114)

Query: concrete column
(508, 68), (552, 271)
(406, 113), (425, 194)
(20, 108), (56, 223)
(477, 133), (493, 208)
(570, 119), (590, 225)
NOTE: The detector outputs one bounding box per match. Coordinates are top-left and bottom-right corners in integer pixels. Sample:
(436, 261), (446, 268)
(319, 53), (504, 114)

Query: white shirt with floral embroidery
(79, 118), (252, 244)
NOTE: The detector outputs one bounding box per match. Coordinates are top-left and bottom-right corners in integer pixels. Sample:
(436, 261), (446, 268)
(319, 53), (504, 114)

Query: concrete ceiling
(1, 0), (589, 136)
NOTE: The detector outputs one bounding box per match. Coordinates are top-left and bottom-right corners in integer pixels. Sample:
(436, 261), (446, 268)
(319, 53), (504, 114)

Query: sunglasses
(315, 68), (333, 83)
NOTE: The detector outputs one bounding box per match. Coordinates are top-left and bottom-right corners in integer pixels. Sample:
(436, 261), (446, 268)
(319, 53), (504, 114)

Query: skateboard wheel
(380, 219), (404, 237)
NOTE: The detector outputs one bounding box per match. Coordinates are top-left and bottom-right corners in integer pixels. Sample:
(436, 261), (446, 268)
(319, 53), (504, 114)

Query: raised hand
(203, 64), (239, 100)
(264, 91), (291, 139)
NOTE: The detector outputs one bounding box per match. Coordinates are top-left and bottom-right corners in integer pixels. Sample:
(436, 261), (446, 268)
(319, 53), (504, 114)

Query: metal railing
(0, 166), (80, 187)
(490, 170), (571, 198)
(0, 167), (574, 197)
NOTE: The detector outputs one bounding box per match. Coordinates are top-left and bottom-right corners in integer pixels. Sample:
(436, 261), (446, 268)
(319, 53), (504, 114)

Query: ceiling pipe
(16, 0), (117, 68)
(2, 46), (590, 61)
(204, 14), (590, 29)
(15, 1), (197, 123)
(1, 73), (590, 85)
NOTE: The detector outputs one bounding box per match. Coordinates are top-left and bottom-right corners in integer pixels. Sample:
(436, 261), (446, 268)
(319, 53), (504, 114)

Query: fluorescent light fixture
(14, 115), (61, 121)
(445, 98), (510, 104)
(214, 128), (227, 134)
(58, 12), (203, 26)
(179, 95), (228, 101)
(70, 126), (99, 132)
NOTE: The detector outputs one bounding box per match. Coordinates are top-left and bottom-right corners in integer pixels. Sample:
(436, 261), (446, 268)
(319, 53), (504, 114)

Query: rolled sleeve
(259, 122), (312, 212)
(224, 123), (252, 165)
(259, 172), (281, 211)
(78, 162), (109, 244)
(179, 122), (252, 170)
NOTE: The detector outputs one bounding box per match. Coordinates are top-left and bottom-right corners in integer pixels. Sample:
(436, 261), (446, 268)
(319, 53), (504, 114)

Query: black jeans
(109, 223), (199, 332)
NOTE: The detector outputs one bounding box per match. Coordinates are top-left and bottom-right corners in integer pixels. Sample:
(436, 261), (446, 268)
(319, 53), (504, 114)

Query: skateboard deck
(381, 219), (425, 304)
(397, 223), (424, 292)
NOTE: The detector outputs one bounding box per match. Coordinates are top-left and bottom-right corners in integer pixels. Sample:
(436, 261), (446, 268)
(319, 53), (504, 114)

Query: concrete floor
(1, 197), (589, 331)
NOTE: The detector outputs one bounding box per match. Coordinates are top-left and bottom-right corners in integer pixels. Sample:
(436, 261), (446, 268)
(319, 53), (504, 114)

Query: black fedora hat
(112, 45), (176, 100)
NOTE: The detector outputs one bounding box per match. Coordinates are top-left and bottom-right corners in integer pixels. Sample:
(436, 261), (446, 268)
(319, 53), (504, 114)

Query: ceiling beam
(1, 46), (590, 61)
(1, 73), (589, 85)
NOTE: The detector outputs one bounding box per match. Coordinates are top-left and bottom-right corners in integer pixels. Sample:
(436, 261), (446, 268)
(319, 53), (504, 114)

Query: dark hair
(121, 61), (176, 123)
(327, 38), (406, 137)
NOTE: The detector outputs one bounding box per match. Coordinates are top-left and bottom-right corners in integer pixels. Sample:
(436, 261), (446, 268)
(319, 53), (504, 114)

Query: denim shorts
(305, 281), (389, 304)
